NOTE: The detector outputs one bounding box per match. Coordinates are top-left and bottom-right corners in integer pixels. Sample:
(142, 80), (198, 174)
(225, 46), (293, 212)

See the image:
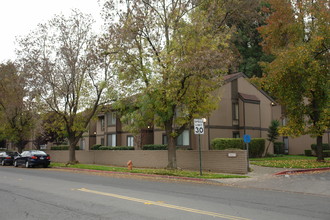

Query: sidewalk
(212, 165), (330, 196)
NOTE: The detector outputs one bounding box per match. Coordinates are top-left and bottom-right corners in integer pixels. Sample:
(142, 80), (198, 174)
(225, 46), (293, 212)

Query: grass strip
(50, 163), (247, 179)
(250, 155), (330, 169)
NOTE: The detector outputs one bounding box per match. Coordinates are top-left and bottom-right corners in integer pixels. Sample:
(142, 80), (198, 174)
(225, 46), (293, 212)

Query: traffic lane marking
(77, 188), (251, 220)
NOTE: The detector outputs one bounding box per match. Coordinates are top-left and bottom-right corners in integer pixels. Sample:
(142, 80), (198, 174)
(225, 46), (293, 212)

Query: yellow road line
(77, 188), (251, 220)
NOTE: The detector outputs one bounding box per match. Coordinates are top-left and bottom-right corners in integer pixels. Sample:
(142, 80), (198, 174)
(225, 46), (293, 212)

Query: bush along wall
(210, 138), (244, 150)
(210, 138), (265, 158)
(91, 145), (134, 150)
(91, 144), (102, 150)
(98, 146), (134, 150)
(142, 145), (168, 150)
(50, 145), (80, 150)
(311, 144), (330, 157)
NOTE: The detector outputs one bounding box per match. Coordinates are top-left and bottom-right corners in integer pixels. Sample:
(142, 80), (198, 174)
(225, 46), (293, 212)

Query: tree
(265, 120), (280, 156)
(17, 10), (116, 163)
(218, 0), (274, 77)
(103, 0), (234, 169)
(258, 0), (330, 161)
(33, 112), (66, 149)
(0, 62), (35, 153)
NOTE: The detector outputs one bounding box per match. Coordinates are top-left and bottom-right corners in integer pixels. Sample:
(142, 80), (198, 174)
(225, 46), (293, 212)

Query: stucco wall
(46, 150), (248, 174)
(237, 77), (274, 130)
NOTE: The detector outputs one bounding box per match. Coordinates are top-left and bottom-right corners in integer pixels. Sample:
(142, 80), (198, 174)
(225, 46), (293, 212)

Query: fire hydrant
(127, 160), (133, 170)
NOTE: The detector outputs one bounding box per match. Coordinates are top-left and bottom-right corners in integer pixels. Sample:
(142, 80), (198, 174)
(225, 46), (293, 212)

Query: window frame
(107, 112), (116, 127)
(127, 136), (134, 147)
(162, 134), (168, 145)
(176, 130), (190, 146)
(232, 102), (239, 125)
(107, 134), (116, 147)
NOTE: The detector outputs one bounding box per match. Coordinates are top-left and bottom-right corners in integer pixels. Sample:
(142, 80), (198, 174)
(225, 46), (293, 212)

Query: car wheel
(14, 161), (18, 167)
(1, 160), (5, 166)
(25, 161), (30, 168)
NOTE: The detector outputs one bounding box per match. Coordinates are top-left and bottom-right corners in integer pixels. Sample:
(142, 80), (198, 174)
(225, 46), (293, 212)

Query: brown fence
(45, 150), (248, 174)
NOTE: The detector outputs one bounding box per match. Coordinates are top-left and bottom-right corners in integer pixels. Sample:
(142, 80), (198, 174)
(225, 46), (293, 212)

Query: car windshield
(31, 151), (47, 156)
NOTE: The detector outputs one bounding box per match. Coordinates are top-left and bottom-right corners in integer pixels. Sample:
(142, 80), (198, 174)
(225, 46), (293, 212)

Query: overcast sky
(0, 0), (104, 62)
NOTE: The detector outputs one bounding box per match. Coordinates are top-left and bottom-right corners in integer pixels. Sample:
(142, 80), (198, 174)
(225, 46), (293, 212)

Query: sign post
(243, 134), (251, 172)
(194, 119), (204, 176)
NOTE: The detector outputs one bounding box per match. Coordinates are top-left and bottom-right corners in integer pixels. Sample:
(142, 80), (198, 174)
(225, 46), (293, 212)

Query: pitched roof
(223, 72), (244, 82)
(223, 72), (276, 104)
(239, 93), (260, 102)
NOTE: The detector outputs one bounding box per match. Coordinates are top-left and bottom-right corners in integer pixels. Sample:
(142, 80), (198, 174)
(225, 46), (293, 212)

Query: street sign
(194, 119), (204, 135)
(243, 134), (251, 143)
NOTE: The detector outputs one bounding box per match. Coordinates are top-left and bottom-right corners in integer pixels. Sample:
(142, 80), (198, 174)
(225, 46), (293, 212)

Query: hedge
(311, 144), (330, 151)
(210, 138), (265, 158)
(98, 146), (134, 150)
(304, 149), (313, 156)
(142, 144), (168, 150)
(50, 145), (79, 150)
(91, 144), (102, 150)
(211, 138), (244, 150)
(311, 144), (330, 157)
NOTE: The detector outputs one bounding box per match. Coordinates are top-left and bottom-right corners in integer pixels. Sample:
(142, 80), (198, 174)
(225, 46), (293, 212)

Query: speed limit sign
(194, 119), (204, 134)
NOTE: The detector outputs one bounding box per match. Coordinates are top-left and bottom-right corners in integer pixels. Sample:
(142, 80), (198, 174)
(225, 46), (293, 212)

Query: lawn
(50, 163), (247, 179)
(250, 155), (330, 169)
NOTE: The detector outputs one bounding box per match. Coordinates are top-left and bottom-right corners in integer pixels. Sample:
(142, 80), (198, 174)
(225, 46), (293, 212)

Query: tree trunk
(167, 135), (177, 169)
(17, 145), (24, 153)
(68, 139), (79, 164)
(264, 142), (271, 157)
(316, 135), (324, 162)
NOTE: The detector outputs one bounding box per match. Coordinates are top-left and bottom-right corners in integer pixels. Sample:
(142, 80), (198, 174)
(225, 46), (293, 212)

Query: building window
(282, 117), (287, 126)
(177, 130), (189, 146)
(162, 134), (168, 145)
(232, 103), (239, 125)
(100, 117), (105, 131)
(127, 136), (134, 147)
(107, 134), (116, 147)
(80, 138), (85, 150)
(283, 137), (289, 154)
(107, 112), (116, 126)
(101, 138), (104, 146)
(233, 132), (240, 138)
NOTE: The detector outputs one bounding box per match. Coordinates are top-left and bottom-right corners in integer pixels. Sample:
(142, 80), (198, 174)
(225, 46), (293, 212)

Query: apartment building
(80, 72), (329, 155)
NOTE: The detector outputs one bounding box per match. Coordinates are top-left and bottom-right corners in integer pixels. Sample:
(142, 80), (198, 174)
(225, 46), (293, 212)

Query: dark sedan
(14, 150), (51, 168)
(0, 151), (20, 166)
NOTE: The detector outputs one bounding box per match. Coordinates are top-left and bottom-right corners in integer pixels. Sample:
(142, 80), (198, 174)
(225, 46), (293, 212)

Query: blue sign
(243, 134), (251, 143)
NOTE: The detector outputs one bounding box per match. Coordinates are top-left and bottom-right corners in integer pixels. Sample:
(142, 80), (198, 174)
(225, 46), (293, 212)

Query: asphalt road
(0, 166), (329, 220)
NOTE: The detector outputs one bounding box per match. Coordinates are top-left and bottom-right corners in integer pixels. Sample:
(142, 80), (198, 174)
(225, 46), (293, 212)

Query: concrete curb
(274, 167), (330, 175)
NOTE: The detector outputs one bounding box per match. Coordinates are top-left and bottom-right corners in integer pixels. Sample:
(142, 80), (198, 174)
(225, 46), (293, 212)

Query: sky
(0, 0), (104, 62)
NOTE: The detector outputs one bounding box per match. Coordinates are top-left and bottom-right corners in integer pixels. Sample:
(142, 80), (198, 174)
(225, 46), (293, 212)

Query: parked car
(0, 151), (20, 166)
(14, 150), (50, 168)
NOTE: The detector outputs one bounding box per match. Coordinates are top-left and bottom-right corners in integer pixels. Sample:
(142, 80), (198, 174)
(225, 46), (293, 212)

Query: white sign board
(194, 119), (204, 135)
(228, 153), (237, 158)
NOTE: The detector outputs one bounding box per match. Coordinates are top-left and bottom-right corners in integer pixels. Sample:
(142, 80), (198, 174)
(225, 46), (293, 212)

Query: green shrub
(249, 138), (265, 158)
(210, 138), (244, 150)
(274, 142), (285, 154)
(311, 144), (330, 157)
(311, 144), (330, 151)
(50, 145), (79, 150)
(304, 149), (312, 156)
(142, 144), (168, 150)
(91, 144), (102, 150)
(98, 146), (134, 150)
(210, 138), (265, 158)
